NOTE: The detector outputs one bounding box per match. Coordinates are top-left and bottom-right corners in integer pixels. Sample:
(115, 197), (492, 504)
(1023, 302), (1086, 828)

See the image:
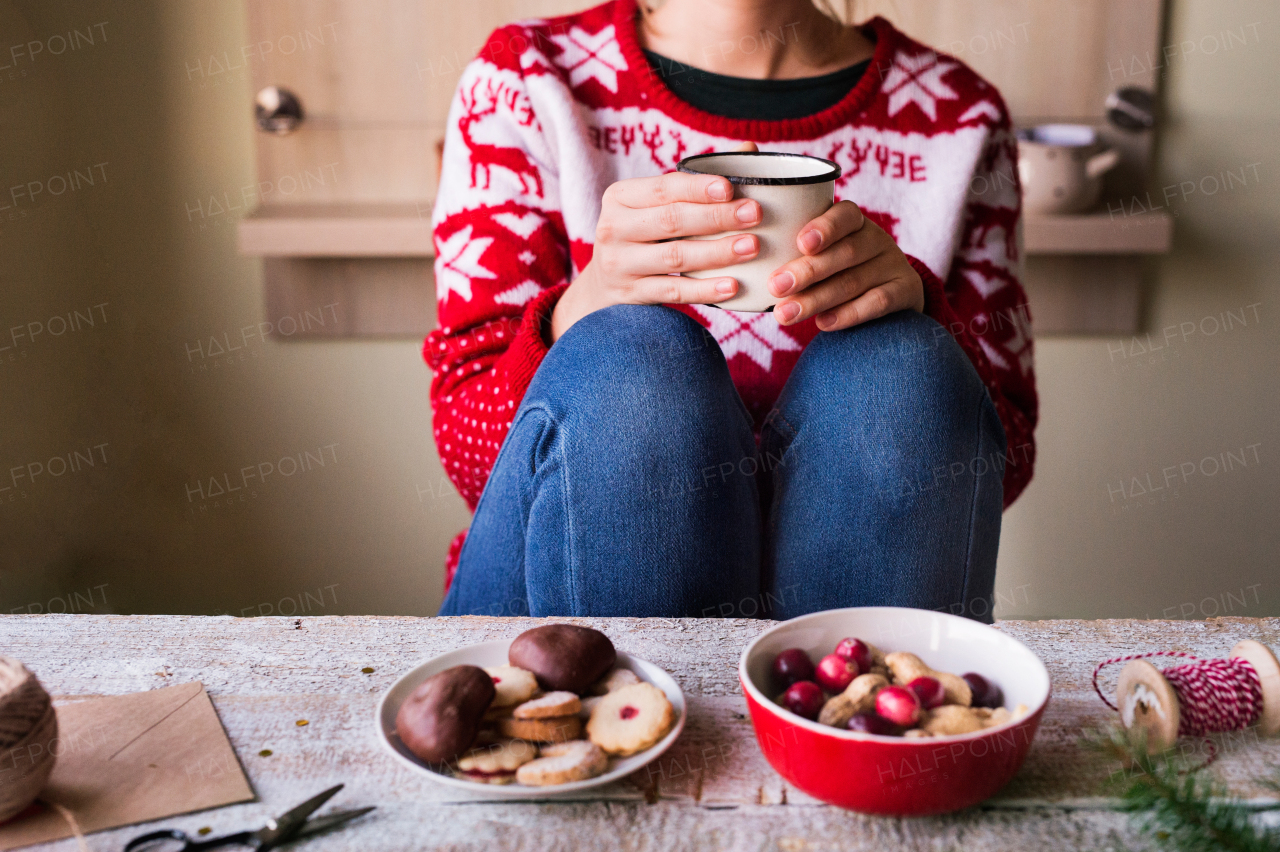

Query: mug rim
(677, 152), (842, 186)
(1016, 123), (1098, 148)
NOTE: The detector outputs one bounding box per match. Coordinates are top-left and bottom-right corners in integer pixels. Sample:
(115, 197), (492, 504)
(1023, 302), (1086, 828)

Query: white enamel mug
(676, 152), (841, 313)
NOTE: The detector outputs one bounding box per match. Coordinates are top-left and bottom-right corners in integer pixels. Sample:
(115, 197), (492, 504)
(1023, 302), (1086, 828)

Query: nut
(884, 652), (972, 707)
(817, 673), (887, 727)
(982, 704), (1030, 729)
(919, 704), (985, 736)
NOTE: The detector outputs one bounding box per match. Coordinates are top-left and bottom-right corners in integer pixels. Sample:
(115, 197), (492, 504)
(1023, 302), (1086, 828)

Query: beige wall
(0, 0), (1275, 619)
(0, 0), (470, 617)
(996, 0), (1279, 619)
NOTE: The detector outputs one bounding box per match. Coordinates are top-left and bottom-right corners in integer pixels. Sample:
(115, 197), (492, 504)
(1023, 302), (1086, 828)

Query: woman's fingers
(621, 232), (758, 276)
(769, 226), (881, 298)
(774, 253), (903, 325)
(633, 274), (739, 305)
(812, 282), (908, 331)
(795, 200), (865, 255)
(608, 170), (735, 208)
(614, 198), (761, 242)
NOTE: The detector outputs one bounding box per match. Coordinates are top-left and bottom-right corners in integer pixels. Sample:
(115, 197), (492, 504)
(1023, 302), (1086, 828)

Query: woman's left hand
(769, 200), (925, 331)
(728, 141), (923, 331)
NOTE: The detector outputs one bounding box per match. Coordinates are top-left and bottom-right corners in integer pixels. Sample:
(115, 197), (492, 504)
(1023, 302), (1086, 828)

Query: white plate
(375, 639), (686, 797)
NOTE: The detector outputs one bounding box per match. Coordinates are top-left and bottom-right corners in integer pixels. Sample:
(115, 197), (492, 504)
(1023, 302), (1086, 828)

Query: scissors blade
(253, 784), (345, 847)
(292, 806), (376, 840)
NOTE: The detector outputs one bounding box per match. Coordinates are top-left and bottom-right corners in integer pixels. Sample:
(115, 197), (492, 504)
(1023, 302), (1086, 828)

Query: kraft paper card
(0, 682), (254, 850)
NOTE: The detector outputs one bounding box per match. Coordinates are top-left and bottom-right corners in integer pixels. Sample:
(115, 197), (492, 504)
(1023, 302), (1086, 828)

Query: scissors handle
(124, 828), (255, 851)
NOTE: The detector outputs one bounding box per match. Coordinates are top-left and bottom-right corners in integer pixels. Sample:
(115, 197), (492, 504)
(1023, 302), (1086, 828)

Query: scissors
(124, 784), (373, 851)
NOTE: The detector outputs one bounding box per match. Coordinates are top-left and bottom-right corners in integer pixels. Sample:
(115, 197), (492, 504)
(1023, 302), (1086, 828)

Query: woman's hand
(549, 171), (762, 342)
(770, 201), (925, 331)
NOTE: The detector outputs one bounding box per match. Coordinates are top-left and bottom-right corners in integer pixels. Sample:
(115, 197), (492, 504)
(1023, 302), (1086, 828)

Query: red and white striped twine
(1092, 650), (1264, 757)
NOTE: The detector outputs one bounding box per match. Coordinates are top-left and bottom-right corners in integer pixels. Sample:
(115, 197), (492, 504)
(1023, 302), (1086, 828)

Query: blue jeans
(439, 305), (1006, 621)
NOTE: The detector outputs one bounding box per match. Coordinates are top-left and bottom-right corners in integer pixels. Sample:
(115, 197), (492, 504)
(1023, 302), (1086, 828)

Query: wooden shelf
(236, 203), (1174, 339)
(1023, 211), (1173, 255)
(239, 204), (1174, 259)
(237, 202), (434, 257)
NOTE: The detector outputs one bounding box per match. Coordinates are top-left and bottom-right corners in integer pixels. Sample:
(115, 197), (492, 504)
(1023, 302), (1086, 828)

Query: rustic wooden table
(3, 615), (1279, 851)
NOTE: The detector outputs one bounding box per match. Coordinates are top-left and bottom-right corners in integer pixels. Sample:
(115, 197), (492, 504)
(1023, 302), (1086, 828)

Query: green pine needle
(1085, 726), (1280, 852)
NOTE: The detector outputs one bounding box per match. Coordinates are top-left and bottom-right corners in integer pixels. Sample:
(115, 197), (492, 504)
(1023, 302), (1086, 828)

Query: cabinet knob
(255, 86), (304, 134)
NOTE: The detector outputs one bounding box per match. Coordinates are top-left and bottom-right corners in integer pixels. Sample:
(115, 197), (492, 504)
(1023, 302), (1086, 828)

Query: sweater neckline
(613, 0), (897, 142)
(641, 49), (870, 93)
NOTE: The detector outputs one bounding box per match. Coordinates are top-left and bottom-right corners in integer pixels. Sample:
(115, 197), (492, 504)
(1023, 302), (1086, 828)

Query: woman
(427, 0), (1036, 621)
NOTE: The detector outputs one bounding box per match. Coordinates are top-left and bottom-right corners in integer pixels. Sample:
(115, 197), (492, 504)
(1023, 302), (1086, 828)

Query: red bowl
(739, 607), (1050, 816)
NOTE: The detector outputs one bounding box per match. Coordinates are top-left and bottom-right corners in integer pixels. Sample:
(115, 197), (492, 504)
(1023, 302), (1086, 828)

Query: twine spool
(1093, 640), (1280, 756)
(0, 656), (58, 822)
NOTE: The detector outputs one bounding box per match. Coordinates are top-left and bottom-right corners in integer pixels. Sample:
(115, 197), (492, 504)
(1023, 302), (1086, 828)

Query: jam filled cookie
(453, 738), (539, 785)
(586, 682), (676, 756)
(484, 665), (539, 708)
(587, 667), (641, 696)
(515, 740), (607, 786)
(512, 691), (581, 719)
(497, 714), (583, 743)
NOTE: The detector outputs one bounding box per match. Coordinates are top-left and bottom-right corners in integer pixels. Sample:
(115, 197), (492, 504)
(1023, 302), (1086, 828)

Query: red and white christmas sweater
(425, 0), (1038, 588)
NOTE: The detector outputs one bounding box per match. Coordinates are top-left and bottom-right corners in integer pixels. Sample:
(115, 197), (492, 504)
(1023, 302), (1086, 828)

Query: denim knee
(552, 303), (723, 380)
(524, 304), (752, 465)
(786, 311), (993, 429)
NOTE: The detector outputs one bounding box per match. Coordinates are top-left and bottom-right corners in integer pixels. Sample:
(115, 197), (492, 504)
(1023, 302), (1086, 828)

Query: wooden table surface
(3, 615), (1279, 851)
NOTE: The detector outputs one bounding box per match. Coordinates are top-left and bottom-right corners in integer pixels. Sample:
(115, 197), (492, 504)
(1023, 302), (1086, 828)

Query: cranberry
(815, 654), (858, 693)
(846, 711), (897, 736)
(875, 685), (922, 727)
(907, 676), (946, 709)
(962, 672), (1005, 709)
(620, 706), (638, 720)
(780, 680), (824, 720)
(833, 637), (872, 674)
(771, 648), (815, 691)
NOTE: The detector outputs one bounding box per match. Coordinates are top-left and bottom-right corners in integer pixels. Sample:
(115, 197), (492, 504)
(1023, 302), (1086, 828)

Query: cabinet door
(247, 0), (587, 203)
(850, 0), (1162, 120)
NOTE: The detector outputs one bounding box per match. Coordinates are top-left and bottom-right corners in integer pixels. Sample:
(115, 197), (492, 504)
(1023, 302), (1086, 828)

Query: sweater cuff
(906, 254), (949, 323)
(499, 282), (569, 393)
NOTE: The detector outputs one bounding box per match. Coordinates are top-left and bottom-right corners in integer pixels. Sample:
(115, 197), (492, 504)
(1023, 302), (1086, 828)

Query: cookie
(587, 667), (641, 696)
(515, 740), (607, 786)
(396, 665), (495, 764)
(472, 724), (502, 747)
(454, 738), (539, 785)
(578, 694), (603, 721)
(586, 682), (676, 756)
(496, 714), (583, 743)
(484, 665), (539, 708)
(513, 691), (581, 720)
(483, 702), (515, 723)
(508, 625), (617, 693)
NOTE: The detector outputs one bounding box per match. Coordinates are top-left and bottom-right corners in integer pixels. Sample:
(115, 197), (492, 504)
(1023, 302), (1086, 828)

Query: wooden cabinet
(238, 0), (1171, 336)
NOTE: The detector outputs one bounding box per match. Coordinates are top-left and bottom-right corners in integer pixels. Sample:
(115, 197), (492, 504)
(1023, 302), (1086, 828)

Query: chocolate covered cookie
(509, 624), (616, 693)
(396, 665), (495, 764)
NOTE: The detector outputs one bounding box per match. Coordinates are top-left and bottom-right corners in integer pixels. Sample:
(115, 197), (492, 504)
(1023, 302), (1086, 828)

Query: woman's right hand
(549, 171), (762, 342)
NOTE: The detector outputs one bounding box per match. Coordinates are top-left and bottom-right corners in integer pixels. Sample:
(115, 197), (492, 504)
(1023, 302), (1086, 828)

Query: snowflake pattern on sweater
(425, 0), (1038, 588)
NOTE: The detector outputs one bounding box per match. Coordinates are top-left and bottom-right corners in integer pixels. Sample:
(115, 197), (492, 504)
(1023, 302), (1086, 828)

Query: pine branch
(1085, 726), (1280, 852)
